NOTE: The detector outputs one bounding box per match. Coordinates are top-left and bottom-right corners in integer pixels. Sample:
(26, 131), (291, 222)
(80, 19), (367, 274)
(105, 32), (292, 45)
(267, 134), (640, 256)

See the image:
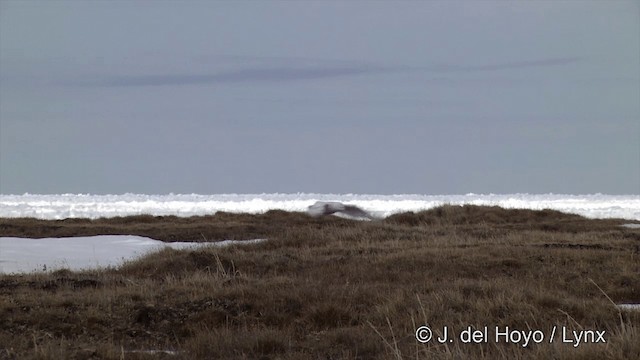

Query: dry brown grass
(1, 205), (639, 359)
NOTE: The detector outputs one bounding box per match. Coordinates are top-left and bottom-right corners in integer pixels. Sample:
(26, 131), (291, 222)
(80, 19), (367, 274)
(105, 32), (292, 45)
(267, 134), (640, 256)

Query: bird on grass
(307, 201), (375, 220)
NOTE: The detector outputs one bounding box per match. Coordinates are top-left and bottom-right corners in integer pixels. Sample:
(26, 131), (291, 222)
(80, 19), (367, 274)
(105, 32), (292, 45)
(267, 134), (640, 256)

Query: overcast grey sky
(1, 1), (638, 195)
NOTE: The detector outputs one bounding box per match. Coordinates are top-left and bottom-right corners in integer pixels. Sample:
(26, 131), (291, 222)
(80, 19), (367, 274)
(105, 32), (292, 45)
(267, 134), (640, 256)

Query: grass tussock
(1, 205), (639, 359)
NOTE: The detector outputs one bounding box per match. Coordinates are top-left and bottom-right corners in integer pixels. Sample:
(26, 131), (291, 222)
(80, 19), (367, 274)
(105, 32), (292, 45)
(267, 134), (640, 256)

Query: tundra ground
(1, 205), (639, 359)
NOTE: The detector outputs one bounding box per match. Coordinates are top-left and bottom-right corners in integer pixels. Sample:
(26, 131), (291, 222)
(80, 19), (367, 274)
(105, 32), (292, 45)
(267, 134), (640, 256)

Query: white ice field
(1, 193), (639, 277)
(1, 193), (639, 220)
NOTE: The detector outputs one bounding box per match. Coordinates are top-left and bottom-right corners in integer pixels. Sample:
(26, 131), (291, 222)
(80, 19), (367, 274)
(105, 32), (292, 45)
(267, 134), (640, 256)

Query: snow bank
(0, 193), (639, 220)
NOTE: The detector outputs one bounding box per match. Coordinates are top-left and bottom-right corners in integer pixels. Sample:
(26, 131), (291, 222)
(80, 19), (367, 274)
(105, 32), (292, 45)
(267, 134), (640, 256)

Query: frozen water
(1, 193), (639, 220)
(0, 235), (265, 274)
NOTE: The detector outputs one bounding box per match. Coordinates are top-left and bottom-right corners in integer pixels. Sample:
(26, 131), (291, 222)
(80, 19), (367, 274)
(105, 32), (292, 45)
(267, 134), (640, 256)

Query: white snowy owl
(306, 201), (374, 220)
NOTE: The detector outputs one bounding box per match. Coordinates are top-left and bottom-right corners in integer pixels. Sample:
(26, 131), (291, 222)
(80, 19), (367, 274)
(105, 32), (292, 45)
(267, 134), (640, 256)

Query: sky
(0, 1), (639, 195)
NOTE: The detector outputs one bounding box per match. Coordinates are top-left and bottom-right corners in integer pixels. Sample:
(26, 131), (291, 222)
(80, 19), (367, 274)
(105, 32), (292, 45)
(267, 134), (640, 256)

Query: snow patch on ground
(0, 235), (265, 274)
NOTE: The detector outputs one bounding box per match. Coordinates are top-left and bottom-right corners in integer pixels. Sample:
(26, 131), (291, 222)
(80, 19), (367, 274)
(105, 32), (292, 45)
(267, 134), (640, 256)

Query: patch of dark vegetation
(385, 204), (627, 234)
(0, 210), (352, 242)
(385, 205), (582, 225)
(1, 205), (639, 359)
(0, 279), (19, 292)
(26, 277), (102, 292)
(539, 243), (615, 250)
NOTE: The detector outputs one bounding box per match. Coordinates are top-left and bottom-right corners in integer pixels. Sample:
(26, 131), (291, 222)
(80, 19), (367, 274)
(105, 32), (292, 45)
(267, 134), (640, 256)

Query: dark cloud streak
(429, 57), (582, 72)
(99, 66), (380, 87)
(85, 56), (581, 87)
